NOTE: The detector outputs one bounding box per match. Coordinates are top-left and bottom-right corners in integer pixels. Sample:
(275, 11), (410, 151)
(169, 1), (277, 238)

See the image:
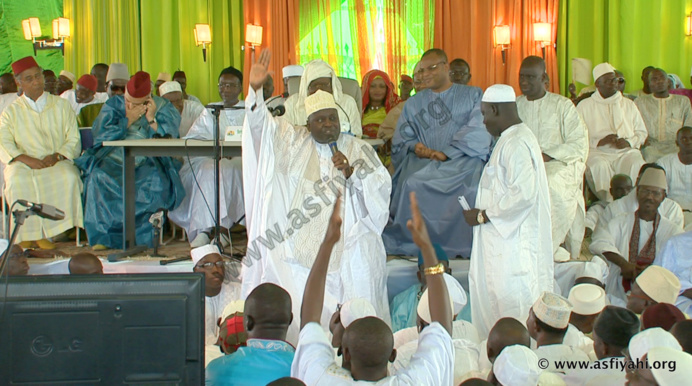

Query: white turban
(159, 81), (182, 96)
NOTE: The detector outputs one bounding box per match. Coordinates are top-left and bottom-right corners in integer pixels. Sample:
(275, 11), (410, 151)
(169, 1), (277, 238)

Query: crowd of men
(1, 46), (692, 385)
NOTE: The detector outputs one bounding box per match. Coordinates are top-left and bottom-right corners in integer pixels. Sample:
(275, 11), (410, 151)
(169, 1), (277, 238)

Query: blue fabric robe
(205, 339), (295, 385)
(383, 84), (492, 257)
(75, 95), (185, 249)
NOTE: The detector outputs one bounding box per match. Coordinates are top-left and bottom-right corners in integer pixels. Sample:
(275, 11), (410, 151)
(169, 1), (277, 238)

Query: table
(103, 138), (385, 250)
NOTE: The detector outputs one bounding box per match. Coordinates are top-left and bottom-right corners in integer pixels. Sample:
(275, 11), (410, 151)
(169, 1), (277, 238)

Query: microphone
(204, 104), (244, 110)
(17, 200), (65, 221)
(328, 141), (338, 155)
(269, 105), (286, 117)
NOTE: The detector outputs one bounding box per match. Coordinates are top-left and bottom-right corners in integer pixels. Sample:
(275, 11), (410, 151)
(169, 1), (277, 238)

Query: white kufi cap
(592, 62), (616, 82)
(417, 273), (467, 323)
(482, 84), (516, 103)
(190, 244), (221, 265)
(635, 265), (681, 304)
(493, 345), (541, 386)
(628, 327), (682, 361)
(340, 298), (377, 328)
(568, 284), (606, 316)
(649, 347), (692, 386)
(304, 89), (338, 117)
(59, 70), (76, 83)
(282, 65), (304, 78)
(159, 81), (182, 96)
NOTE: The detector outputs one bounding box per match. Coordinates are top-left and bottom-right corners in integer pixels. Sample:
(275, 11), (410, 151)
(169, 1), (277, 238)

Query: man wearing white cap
(577, 62), (647, 202)
(656, 127), (692, 230)
(271, 65), (303, 110)
(635, 68), (692, 162)
(328, 298), (376, 359)
(155, 72), (171, 96)
(626, 265), (681, 315)
(527, 292), (589, 373)
(391, 273), (481, 385)
(56, 70), (75, 95)
(159, 81), (205, 137)
(516, 56), (589, 261)
(491, 345), (542, 386)
(654, 230), (692, 315)
(191, 244), (241, 347)
(625, 328), (684, 386)
(464, 83), (553, 338)
(243, 50), (391, 344)
(585, 174), (633, 236)
(168, 66), (247, 248)
(563, 284), (606, 361)
(647, 346), (692, 386)
(590, 167), (683, 305)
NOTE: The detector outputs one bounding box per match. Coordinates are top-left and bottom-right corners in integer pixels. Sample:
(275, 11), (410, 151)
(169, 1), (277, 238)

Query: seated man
(385, 49), (492, 258)
(564, 305), (639, 385)
(191, 245), (242, 348)
(577, 62), (647, 202)
(172, 70), (202, 104)
(292, 192), (455, 385)
(328, 298), (376, 365)
(77, 63), (130, 127)
(159, 81), (205, 138)
(154, 72), (171, 96)
(168, 67), (245, 248)
(656, 127), (692, 230)
(56, 70), (75, 96)
(206, 283), (294, 385)
(76, 71), (185, 250)
(68, 252), (103, 274)
(90, 63), (109, 94)
(449, 58), (471, 85)
(284, 60), (362, 137)
(389, 243), (450, 332)
(42, 70), (57, 95)
(61, 74), (108, 116)
(271, 65), (303, 109)
(564, 283), (607, 360)
(527, 292), (590, 373)
(517, 56), (589, 261)
(635, 68), (692, 161)
(0, 57), (83, 250)
(585, 174), (633, 236)
(655, 230), (692, 315)
(590, 167), (683, 303)
(626, 265), (681, 315)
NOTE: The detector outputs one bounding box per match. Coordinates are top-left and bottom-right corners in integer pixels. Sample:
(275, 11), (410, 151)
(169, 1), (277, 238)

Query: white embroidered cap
(304, 89), (338, 117)
(482, 84), (516, 103)
(190, 244), (221, 265)
(532, 291), (573, 329)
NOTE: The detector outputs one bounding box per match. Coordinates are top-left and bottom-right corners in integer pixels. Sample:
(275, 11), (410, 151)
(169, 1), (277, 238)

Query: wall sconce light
(533, 23), (552, 58)
(194, 24), (212, 62)
(22, 17), (68, 56)
(686, 12), (692, 36)
(245, 24), (263, 50)
(493, 25), (510, 65)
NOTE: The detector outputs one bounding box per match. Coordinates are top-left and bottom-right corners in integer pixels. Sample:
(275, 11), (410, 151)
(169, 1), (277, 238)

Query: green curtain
(62, 0), (243, 105)
(0, 0), (64, 75)
(557, 0), (692, 95)
(298, 0), (433, 82)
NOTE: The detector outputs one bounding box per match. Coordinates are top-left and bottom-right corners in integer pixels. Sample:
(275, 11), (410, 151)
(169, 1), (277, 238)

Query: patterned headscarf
(361, 70), (400, 114)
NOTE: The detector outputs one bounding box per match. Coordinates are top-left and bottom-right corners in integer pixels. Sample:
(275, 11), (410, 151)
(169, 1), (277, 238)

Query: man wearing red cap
(0, 56), (83, 249)
(75, 71), (184, 250)
(60, 74), (108, 116)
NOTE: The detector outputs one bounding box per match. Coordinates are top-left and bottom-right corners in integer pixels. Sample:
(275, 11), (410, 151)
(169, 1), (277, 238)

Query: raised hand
(249, 49), (271, 92)
(324, 195), (342, 245)
(406, 191), (432, 249)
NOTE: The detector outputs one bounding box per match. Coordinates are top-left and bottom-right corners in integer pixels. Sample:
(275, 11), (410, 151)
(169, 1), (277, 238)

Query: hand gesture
(597, 134), (618, 147)
(430, 151), (448, 162)
(126, 102), (147, 127)
(324, 195), (342, 245)
(406, 191), (432, 249)
(414, 142), (431, 159)
(249, 49), (271, 92)
(144, 97), (158, 124)
(332, 151), (353, 178)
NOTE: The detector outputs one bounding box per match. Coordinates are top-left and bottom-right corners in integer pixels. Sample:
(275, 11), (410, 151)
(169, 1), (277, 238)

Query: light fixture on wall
(534, 23), (551, 58)
(22, 17), (69, 56)
(493, 25), (510, 65)
(245, 24), (263, 50)
(686, 12), (692, 36)
(194, 24), (212, 62)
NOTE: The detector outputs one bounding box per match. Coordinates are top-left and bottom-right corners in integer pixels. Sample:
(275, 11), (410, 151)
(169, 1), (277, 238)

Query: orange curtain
(434, 0), (559, 94)
(243, 0), (299, 97)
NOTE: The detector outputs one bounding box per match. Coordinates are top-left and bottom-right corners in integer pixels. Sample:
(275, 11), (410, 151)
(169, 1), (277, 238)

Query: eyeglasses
(110, 85), (125, 92)
(417, 61), (446, 75)
(617, 77), (626, 83)
(218, 83), (241, 90)
(196, 261), (225, 269)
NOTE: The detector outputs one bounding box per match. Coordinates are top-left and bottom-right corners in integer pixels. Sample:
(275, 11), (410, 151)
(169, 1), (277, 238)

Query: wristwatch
(477, 210), (486, 224)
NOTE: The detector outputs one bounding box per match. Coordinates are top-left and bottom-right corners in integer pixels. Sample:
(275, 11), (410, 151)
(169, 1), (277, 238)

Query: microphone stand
(0, 207), (36, 278)
(207, 105), (223, 252)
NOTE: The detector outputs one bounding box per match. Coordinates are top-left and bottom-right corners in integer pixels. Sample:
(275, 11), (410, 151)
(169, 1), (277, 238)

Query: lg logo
(30, 335), (84, 357)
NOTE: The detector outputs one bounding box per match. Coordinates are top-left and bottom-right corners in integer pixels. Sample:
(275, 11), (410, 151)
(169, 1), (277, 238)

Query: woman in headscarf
(283, 60), (362, 137)
(361, 70), (400, 139)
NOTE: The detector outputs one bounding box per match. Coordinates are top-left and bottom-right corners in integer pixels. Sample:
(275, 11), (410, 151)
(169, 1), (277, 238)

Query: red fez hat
(12, 56), (39, 75)
(400, 74), (413, 83)
(641, 303), (685, 331)
(77, 74), (98, 93)
(126, 71), (152, 99)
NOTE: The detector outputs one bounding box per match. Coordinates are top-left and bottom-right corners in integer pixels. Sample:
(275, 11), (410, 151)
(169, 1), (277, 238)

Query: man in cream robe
(168, 68), (245, 248)
(242, 51), (391, 344)
(635, 68), (692, 161)
(464, 84), (553, 338)
(656, 127), (692, 230)
(0, 57), (83, 247)
(159, 81), (205, 137)
(590, 168), (682, 305)
(516, 56), (589, 260)
(577, 62), (647, 202)
(283, 60), (362, 137)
